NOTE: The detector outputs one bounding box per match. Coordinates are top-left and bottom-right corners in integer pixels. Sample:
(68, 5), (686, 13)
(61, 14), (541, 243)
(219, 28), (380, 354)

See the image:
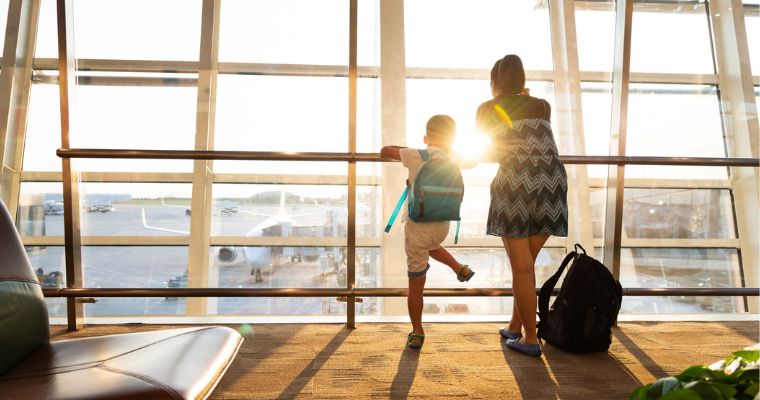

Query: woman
(476, 54), (568, 357)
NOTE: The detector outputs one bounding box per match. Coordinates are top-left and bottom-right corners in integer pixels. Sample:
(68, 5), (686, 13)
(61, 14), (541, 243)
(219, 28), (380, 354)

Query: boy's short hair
(426, 115), (456, 142)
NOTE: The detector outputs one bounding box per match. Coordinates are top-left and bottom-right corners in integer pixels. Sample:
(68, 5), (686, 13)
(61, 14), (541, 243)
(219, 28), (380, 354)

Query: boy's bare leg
(429, 247), (464, 274)
(408, 276), (426, 341)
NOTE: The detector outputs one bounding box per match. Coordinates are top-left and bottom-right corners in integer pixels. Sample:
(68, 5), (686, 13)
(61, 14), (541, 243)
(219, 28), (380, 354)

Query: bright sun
(453, 131), (490, 162)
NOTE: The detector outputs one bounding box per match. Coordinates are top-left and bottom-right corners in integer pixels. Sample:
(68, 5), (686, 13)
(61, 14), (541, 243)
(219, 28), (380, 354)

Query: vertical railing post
(603, 0), (633, 279)
(57, 0), (84, 331)
(347, 0), (358, 329)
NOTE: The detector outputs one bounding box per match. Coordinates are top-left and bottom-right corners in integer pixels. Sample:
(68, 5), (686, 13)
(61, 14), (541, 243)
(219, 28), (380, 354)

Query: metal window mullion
(186, 0), (220, 317)
(0, 1), (40, 221)
(549, 0), (593, 256)
(603, 0), (634, 279)
(56, 0), (84, 331)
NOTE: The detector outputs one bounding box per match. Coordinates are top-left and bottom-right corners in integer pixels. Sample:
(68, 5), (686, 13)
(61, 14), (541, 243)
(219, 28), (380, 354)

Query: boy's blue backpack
(384, 149), (465, 243)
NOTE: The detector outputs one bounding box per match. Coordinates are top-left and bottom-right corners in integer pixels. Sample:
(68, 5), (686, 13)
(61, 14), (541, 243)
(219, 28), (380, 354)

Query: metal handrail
(42, 287), (759, 298)
(56, 148), (760, 167)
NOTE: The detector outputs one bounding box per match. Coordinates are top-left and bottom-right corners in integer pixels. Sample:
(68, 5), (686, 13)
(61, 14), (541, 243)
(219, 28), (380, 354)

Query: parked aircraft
(142, 191), (343, 283)
(87, 201), (116, 213)
(161, 198), (238, 216)
(43, 200), (64, 215)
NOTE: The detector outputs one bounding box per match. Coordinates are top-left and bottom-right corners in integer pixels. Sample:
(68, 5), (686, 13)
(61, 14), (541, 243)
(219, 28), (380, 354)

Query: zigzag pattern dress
(476, 95), (568, 238)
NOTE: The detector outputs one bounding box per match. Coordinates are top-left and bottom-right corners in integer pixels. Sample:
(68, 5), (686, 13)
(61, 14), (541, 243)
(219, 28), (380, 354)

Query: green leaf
(628, 384), (651, 400)
(732, 351), (760, 363)
(687, 381), (737, 399)
(649, 377), (682, 398)
(678, 365), (717, 382)
(735, 366), (760, 383)
(657, 389), (703, 400)
(744, 382), (759, 397)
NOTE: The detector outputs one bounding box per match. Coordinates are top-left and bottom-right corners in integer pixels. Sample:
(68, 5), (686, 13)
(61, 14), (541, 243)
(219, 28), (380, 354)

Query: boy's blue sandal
(407, 333), (425, 349)
(499, 328), (522, 341)
(506, 339), (542, 357)
(457, 265), (475, 282)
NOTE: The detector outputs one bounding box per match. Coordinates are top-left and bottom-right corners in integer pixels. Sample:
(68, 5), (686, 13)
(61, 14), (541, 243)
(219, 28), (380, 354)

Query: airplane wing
(238, 209), (275, 218)
(141, 208), (190, 235)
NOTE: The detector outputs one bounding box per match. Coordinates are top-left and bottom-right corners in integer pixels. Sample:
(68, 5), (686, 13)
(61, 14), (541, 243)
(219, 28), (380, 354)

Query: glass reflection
(623, 189), (736, 239)
(26, 246), (66, 317)
(620, 247), (743, 314)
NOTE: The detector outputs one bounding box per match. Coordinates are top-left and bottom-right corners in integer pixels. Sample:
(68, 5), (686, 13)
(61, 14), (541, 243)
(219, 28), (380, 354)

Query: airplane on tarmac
(141, 191), (345, 284)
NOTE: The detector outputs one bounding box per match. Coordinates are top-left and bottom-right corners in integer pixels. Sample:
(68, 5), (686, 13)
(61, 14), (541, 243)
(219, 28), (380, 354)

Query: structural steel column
(603, 0), (633, 278)
(710, 0), (759, 312)
(0, 0), (40, 220)
(548, 0), (594, 256)
(379, 0), (408, 316)
(187, 0), (220, 317)
(56, 0), (84, 330)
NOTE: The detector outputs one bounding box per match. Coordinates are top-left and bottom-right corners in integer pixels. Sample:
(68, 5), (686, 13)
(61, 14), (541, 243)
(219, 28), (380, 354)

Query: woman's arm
(380, 145), (406, 160)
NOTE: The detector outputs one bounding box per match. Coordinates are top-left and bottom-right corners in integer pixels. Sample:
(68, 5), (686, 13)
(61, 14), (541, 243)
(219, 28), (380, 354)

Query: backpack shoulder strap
(418, 149), (431, 161)
(538, 250), (577, 322)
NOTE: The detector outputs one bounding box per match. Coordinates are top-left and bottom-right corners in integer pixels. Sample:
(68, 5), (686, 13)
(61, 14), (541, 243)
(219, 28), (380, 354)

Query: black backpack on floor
(537, 244), (623, 352)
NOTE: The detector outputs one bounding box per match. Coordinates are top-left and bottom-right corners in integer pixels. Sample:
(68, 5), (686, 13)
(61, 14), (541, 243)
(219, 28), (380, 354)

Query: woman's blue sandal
(499, 328), (522, 341)
(506, 339), (542, 357)
(407, 333), (425, 349)
(456, 265), (475, 282)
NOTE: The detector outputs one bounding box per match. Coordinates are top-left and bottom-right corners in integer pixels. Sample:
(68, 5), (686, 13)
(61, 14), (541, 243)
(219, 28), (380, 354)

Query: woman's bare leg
(503, 237), (546, 344)
(504, 235), (549, 334)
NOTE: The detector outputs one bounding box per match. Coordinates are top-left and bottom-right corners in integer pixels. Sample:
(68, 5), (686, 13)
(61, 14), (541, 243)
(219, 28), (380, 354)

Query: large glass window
(620, 248), (743, 314)
(79, 183), (192, 236)
(575, 1), (616, 73)
(82, 246), (188, 316)
(7, 1), (757, 323)
(75, 0), (202, 61)
(215, 75), (347, 152)
(625, 84), (727, 179)
(404, 0), (553, 70)
(26, 246), (66, 317)
(219, 0), (347, 65)
(630, 2), (714, 74)
(622, 189), (736, 239)
(24, 84), (62, 172)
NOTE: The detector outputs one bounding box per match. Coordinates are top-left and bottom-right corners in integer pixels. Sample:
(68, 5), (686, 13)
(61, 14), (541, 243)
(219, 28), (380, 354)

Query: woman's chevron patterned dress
(477, 95), (568, 239)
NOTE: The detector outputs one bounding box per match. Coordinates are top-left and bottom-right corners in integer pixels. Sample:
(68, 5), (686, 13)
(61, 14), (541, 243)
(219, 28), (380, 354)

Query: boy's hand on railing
(380, 146), (405, 161)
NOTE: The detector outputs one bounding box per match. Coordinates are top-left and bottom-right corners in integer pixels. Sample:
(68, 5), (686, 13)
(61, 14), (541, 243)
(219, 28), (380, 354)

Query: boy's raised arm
(380, 145), (406, 161)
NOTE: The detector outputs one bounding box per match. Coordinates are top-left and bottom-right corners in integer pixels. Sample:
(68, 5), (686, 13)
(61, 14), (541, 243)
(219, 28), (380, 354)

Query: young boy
(381, 114), (475, 349)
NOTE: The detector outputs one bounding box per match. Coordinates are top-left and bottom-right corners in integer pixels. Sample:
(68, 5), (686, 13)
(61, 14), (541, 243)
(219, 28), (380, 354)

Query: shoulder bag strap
(384, 187), (409, 233)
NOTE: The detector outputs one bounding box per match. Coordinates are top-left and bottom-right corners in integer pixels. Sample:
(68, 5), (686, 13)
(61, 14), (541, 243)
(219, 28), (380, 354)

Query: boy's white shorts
(404, 220), (450, 278)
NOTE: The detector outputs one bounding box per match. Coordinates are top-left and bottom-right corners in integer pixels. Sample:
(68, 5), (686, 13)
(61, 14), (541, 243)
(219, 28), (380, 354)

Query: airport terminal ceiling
(0, 0), (758, 323)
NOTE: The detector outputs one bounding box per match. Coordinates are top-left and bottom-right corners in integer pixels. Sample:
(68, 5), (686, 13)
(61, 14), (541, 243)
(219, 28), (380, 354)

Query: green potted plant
(629, 348), (759, 400)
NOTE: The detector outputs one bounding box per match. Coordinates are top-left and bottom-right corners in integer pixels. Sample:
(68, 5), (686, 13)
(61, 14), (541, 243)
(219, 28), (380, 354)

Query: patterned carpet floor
(51, 321), (759, 399)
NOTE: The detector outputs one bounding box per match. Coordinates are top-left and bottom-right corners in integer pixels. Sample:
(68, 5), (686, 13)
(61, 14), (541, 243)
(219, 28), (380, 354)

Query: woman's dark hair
(490, 54), (525, 95)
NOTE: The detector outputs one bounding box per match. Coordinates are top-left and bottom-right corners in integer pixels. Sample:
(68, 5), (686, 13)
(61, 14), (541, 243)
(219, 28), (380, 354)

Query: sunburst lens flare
(494, 104), (513, 128)
(453, 131), (490, 162)
(238, 323), (254, 335)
